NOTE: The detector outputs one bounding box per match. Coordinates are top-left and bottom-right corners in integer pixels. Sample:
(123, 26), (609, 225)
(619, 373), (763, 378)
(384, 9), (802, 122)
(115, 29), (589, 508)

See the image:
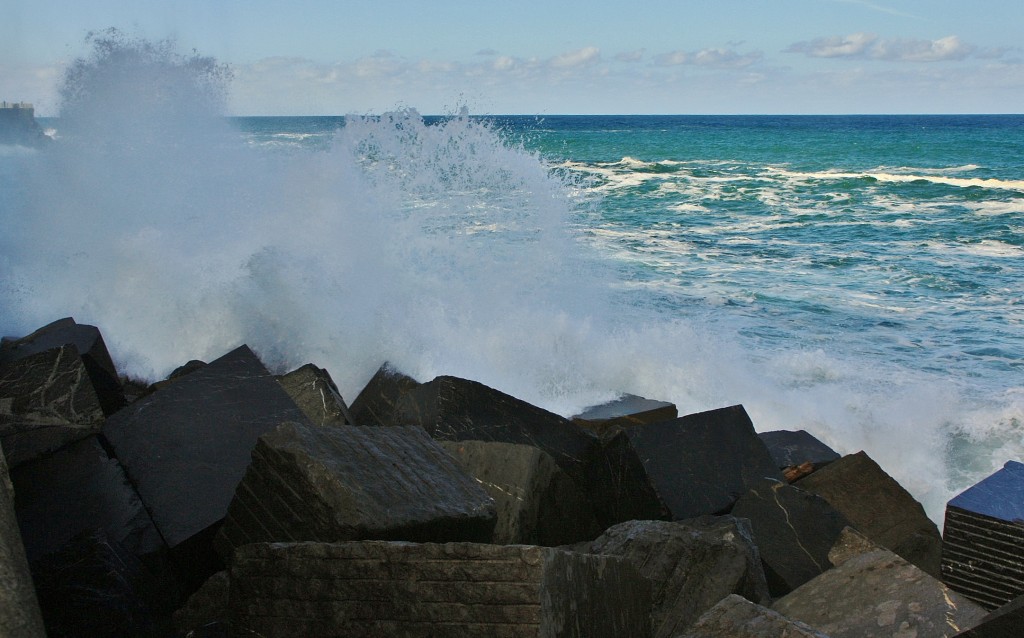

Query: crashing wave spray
(2, 33), (1020, 523)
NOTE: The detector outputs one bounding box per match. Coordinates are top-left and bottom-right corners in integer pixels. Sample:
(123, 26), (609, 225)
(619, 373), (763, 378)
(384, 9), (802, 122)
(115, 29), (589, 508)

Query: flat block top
(573, 394), (676, 421)
(948, 460), (1024, 524)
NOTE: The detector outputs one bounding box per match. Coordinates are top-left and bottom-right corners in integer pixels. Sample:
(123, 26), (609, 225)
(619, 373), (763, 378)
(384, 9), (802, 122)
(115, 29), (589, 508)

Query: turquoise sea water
(6, 112), (1023, 521)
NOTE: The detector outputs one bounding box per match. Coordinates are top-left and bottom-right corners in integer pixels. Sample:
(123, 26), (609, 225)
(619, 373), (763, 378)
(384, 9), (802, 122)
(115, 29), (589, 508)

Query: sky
(2, 0), (1023, 116)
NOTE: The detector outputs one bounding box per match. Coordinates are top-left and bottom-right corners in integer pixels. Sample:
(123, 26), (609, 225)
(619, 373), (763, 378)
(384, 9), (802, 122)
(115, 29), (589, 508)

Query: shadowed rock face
(276, 363), (353, 426)
(101, 345), (313, 551)
(229, 541), (652, 638)
(0, 344), (106, 468)
(0, 447), (46, 638)
(215, 422), (497, 556)
(580, 517), (771, 638)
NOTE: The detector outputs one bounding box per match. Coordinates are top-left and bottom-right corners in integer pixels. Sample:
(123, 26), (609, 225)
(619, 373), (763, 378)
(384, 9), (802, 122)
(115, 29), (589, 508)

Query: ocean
(3, 109), (1022, 524)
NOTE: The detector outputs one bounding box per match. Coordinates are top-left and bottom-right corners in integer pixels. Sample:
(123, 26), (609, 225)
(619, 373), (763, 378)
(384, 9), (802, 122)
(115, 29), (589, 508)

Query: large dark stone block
(758, 429), (840, 471)
(276, 363), (353, 426)
(571, 393), (678, 436)
(580, 517), (770, 638)
(229, 541), (652, 638)
(773, 528), (987, 638)
(953, 594), (1024, 637)
(440, 440), (600, 545)
(680, 595), (831, 638)
(0, 447), (46, 637)
(730, 478), (852, 596)
(0, 317), (125, 415)
(0, 344), (105, 468)
(942, 461), (1024, 610)
(347, 362), (421, 426)
(795, 450), (943, 578)
(101, 345), (312, 552)
(618, 405), (784, 520)
(215, 422), (496, 557)
(11, 435), (163, 564)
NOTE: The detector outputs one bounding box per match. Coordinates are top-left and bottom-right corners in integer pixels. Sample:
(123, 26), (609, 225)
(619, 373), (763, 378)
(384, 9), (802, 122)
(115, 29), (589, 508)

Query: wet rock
(773, 528), (987, 638)
(953, 594), (1024, 637)
(440, 440), (600, 545)
(10, 435), (163, 564)
(215, 422), (496, 557)
(679, 594), (831, 638)
(758, 430), (840, 474)
(229, 541), (652, 638)
(0, 446), (46, 637)
(347, 362), (421, 426)
(101, 345), (312, 578)
(30, 529), (169, 638)
(276, 363), (353, 426)
(730, 478), (851, 596)
(0, 317), (125, 415)
(571, 393), (678, 436)
(942, 460), (1024, 609)
(794, 450), (943, 577)
(0, 344), (105, 468)
(617, 405), (784, 521)
(579, 517), (771, 638)
(172, 570), (230, 636)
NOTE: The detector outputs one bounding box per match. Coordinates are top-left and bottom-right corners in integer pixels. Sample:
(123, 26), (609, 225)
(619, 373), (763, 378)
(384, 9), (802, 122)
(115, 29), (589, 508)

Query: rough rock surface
(101, 345), (312, 552)
(11, 435), (163, 563)
(617, 405), (784, 520)
(0, 446), (46, 637)
(757, 430), (840, 471)
(794, 450), (943, 577)
(580, 517), (771, 638)
(730, 478), (851, 596)
(172, 570), (230, 635)
(440, 440), (599, 545)
(679, 594), (831, 638)
(571, 394), (678, 436)
(0, 317), (124, 415)
(347, 363), (421, 426)
(277, 363), (353, 426)
(952, 594), (1024, 637)
(942, 460), (1024, 609)
(773, 529), (988, 638)
(215, 422), (496, 557)
(0, 344), (105, 468)
(229, 541), (652, 638)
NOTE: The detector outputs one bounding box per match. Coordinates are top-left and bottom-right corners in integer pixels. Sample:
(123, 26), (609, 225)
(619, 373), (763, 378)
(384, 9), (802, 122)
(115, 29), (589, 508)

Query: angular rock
(229, 541), (652, 638)
(758, 430), (840, 472)
(173, 570), (230, 636)
(10, 435), (163, 564)
(276, 363), (353, 426)
(0, 317), (125, 415)
(440, 440), (599, 545)
(616, 405), (784, 521)
(794, 450), (943, 577)
(773, 528), (988, 638)
(679, 594), (831, 638)
(0, 344), (105, 468)
(30, 529), (169, 638)
(942, 461), (1024, 609)
(953, 594), (1024, 637)
(101, 345), (312, 553)
(0, 447), (46, 637)
(580, 517), (770, 638)
(215, 422), (496, 557)
(347, 362), (421, 426)
(730, 478), (852, 596)
(571, 393), (678, 436)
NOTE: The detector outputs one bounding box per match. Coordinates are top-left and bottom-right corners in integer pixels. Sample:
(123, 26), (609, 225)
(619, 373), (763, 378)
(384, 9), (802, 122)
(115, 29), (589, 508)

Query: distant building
(0, 101), (50, 147)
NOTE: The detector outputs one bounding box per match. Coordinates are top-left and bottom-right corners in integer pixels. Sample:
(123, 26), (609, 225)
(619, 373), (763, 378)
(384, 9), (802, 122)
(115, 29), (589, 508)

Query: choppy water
(2, 35), (1021, 523)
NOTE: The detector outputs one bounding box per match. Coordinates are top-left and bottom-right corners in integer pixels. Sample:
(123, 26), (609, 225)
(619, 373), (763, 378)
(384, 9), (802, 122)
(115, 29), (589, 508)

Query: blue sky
(3, 0), (1022, 115)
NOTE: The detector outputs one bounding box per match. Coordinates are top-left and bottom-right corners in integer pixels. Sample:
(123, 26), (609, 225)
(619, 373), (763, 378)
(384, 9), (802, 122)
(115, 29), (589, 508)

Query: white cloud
(655, 48), (762, 69)
(549, 46), (600, 68)
(615, 49), (645, 63)
(787, 33), (982, 63)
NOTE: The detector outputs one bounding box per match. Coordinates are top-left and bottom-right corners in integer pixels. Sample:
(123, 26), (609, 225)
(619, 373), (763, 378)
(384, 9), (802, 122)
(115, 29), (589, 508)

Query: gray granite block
(679, 594), (831, 638)
(942, 461), (1024, 609)
(0, 446), (46, 637)
(757, 430), (840, 470)
(229, 541), (652, 638)
(276, 363), (353, 426)
(215, 422), (496, 556)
